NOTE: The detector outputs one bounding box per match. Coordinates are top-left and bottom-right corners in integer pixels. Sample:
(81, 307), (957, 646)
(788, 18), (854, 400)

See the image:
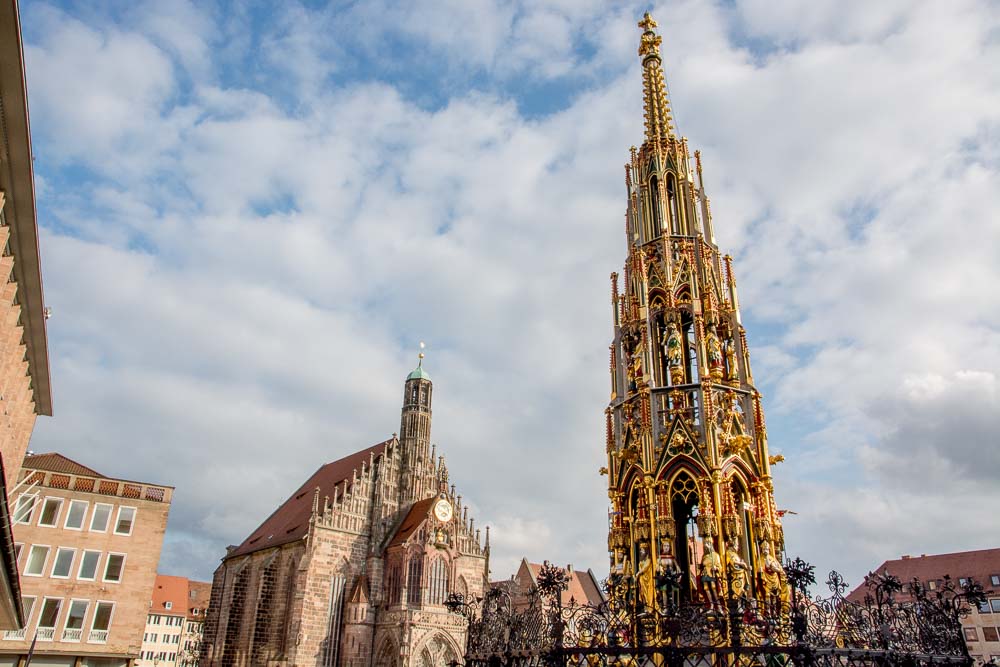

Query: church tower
(605, 14), (786, 614)
(399, 345), (433, 505)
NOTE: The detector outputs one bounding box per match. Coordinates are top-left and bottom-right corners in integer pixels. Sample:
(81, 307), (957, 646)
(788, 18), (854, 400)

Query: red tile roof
(387, 497), (436, 548)
(187, 581), (212, 620)
(152, 574), (190, 615)
(847, 548), (1000, 602)
(22, 452), (102, 478)
(505, 560), (605, 607)
(229, 439), (392, 558)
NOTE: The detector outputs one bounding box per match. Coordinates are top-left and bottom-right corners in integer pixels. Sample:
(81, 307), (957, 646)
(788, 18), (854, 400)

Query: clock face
(433, 499), (453, 523)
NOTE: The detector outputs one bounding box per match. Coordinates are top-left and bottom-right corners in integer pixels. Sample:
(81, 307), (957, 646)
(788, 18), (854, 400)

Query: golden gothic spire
(637, 12), (675, 144)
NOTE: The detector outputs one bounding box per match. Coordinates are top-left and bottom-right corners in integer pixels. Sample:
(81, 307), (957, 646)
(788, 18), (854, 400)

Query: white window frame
(90, 503), (114, 532)
(36, 596), (63, 638)
(50, 547), (76, 579)
(21, 595), (36, 625)
(64, 500), (89, 530)
(23, 544), (50, 577)
(87, 600), (115, 643)
(165, 601), (173, 610)
(14, 495), (36, 525)
(77, 549), (102, 581)
(37, 497), (64, 527)
(13, 543), (22, 566)
(62, 598), (90, 642)
(113, 506), (137, 536)
(103, 552), (126, 583)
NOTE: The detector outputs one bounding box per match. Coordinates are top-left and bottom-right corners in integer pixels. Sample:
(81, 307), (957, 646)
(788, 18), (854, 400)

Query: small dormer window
(165, 601), (173, 610)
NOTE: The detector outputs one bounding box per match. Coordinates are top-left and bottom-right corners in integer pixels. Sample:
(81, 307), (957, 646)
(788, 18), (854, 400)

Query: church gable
(387, 497), (436, 549)
(229, 438), (392, 558)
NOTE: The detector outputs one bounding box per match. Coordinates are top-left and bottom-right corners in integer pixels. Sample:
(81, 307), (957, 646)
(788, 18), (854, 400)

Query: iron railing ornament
(449, 558), (982, 667)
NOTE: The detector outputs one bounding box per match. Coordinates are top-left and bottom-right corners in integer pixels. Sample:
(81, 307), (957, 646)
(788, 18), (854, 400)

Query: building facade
(1, 453), (172, 667)
(182, 580), (211, 666)
(0, 0), (54, 630)
(138, 575), (212, 667)
(201, 359), (488, 667)
(603, 14), (788, 614)
(848, 549), (1000, 663)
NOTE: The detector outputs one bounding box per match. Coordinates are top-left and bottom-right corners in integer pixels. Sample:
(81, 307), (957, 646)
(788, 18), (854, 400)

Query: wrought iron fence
(446, 559), (986, 667)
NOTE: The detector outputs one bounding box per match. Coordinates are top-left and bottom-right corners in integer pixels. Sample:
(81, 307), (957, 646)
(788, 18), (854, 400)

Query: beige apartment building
(137, 575), (211, 667)
(1, 453), (172, 667)
(0, 0), (54, 631)
(849, 549), (1000, 663)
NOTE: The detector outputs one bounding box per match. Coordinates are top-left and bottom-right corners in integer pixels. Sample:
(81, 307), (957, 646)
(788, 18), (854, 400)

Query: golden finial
(637, 12), (675, 144)
(418, 341), (425, 366)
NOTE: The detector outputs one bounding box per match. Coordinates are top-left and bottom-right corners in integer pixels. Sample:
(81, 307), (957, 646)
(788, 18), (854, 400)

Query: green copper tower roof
(407, 363), (431, 381)
(407, 344), (431, 381)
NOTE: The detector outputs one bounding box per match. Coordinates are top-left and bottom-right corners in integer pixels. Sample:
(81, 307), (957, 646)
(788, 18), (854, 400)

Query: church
(200, 355), (489, 667)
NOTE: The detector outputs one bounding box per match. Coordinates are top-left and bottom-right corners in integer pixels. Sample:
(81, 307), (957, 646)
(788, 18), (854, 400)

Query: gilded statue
(700, 539), (722, 609)
(706, 326), (724, 379)
(760, 541), (787, 600)
(724, 338), (738, 381)
(665, 323), (682, 367)
(635, 545), (656, 612)
(726, 537), (749, 598)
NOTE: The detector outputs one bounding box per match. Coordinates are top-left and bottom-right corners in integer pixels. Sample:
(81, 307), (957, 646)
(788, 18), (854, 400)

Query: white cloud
(22, 0), (1000, 588)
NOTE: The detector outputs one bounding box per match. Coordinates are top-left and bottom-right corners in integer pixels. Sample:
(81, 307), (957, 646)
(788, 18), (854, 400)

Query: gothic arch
(656, 456), (708, 490)
(720, 455), (757, 485)
(374, 635), (398, 667)
(415, 631), (461, 667)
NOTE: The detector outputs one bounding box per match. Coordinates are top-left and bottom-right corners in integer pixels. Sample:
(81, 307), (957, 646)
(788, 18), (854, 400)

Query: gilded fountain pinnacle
(604, 13), (788, 618)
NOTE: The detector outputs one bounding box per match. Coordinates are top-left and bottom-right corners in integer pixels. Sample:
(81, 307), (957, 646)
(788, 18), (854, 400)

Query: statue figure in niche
(726, 536), (750, 598)
(664, 322), (684, 384)
(759, 541), (788, 604)
(724, 338), (738, 382)
(635, 544), (656, 613)
(699, 539), (722, 610)
(656, 539), (681, 611)
(706, 325), (724, 381)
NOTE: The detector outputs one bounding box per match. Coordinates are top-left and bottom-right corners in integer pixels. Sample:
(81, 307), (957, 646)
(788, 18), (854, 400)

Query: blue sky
(18, 0), (1000, 586)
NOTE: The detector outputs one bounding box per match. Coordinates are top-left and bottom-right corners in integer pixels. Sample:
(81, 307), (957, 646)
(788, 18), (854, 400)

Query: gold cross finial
(636, 12), (675, 142)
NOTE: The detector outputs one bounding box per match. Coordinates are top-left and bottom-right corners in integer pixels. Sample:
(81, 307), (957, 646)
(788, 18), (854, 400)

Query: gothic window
(649, 175), (663, 238)
(456, 575), (469, 600)
(681, 313), (698, 383)
(388, 563), (402, 605)
(650, 308), (667, 387)
(427, 557), (449, 605)
(667, 174), (680, 234)
(417, 634), (458, 667)
(407, 555), (424, 606)
(251, 558), (278, 663)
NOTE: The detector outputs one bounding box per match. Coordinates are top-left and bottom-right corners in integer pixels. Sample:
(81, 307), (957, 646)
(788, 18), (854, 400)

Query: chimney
(901, 555), (911, 560)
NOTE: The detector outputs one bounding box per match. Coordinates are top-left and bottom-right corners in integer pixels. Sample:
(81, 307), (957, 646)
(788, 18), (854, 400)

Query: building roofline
(23, 453), (175, 490)
(0, 0), (51, 416)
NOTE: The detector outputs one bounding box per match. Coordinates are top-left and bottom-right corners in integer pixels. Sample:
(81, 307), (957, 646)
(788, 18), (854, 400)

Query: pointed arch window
(649, 175), (663, 239)
(666, 174), (680, 234)
(427, 557), (449, 605)
(407, 555), (424, 606)
(388, 563), (402, 605)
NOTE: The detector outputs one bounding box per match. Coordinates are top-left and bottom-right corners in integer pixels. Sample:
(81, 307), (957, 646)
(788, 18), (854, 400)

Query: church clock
(433, 498), (453, 523)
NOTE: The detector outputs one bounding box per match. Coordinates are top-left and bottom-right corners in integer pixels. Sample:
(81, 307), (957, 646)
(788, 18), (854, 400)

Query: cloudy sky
(19, 0), (1000, 589)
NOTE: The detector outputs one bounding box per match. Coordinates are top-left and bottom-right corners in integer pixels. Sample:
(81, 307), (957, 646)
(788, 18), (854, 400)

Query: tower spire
(637, 12), (675, 144)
